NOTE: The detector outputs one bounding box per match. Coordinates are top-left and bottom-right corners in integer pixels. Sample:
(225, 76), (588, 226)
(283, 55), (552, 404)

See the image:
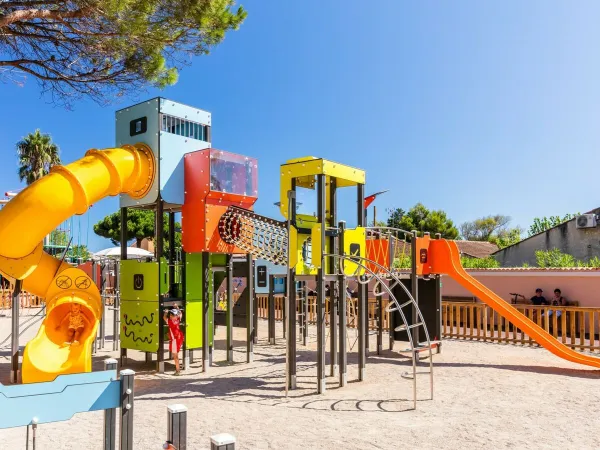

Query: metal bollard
(167, 404), (187, 449)
(211, 433), (236, 450)
(104, 359), (118, 450)
(120, 369), (135, 450)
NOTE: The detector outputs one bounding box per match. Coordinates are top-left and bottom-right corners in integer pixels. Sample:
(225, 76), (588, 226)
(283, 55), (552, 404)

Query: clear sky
(1, 1), (599, 251)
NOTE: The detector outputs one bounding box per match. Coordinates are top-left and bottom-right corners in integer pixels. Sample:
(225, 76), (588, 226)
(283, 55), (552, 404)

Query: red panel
(366, 239), (391, 273)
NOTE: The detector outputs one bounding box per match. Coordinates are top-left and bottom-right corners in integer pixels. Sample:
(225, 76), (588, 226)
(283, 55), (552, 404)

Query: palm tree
(16, 129), (61, 185)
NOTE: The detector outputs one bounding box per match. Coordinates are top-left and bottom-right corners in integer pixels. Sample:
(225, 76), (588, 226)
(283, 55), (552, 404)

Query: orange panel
(365, 239), (391, 273)
(182, 148), (257, 254)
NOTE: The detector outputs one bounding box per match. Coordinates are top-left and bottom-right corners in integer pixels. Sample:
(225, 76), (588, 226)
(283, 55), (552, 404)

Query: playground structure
(0, 95), (598, 401)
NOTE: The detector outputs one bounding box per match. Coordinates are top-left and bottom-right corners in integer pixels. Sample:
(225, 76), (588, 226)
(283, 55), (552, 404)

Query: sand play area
(1, 308), (599, 449)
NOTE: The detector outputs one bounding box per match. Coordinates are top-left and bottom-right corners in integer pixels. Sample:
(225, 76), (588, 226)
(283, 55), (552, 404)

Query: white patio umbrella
(92, 246), (154, 260)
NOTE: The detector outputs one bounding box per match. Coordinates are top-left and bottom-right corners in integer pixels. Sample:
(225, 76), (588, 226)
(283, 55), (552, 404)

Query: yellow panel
(310, 224), (322, 269)
(279, 158), (366, 218)
(343, 227), (366, 276)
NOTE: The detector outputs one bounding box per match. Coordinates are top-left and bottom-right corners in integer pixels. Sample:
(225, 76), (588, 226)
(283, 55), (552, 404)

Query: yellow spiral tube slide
(0, 143), (155, 383)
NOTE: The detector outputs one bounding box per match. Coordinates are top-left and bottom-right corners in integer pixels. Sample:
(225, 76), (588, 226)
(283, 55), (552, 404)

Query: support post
(377, 290), (383, 355)
(202, 252), (210, 372)
(329, 177), (338, 377)
(357, 183), (367, 381)
(211, 433), (236, 450)
(119, 369), (135, 450)
(286, 188), (297, 391)
(411, 230), (419, 346)
(92, 261), (98, 355)
(168, 212), (176, 296)
(268, 274), (276, 344)
(119, 208), (127, 363)
(246, 253), (254, 362)
(252, 259), (258, 344)
(104, 359), (118, 450)
(316, 174), (326, 393)
(226, 255), (234, 361)
(167, 404), (188, 450)
(181, 250), (189, 370)
(156, 200), (165, 373)
(388, 236), (395, 351)
(10, 279), (22, 384)
(302, 281), (308, 346)
(338, 221), (347, 387)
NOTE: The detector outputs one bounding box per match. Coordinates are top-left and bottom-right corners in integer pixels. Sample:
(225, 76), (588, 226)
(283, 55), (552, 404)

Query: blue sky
(1, 1), (599, 251)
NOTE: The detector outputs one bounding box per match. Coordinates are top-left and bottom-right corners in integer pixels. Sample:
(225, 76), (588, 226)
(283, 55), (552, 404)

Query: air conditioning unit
(576, 214), (597, 229)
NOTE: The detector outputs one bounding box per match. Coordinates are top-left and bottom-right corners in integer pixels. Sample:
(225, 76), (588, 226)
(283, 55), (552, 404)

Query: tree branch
(0, 6), (93, 28)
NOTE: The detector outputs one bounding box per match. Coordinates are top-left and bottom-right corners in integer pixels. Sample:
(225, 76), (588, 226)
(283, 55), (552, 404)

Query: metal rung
(418, 340), (441, 347)
(385, 299), (413, 313)
(394, 322), (422, 332)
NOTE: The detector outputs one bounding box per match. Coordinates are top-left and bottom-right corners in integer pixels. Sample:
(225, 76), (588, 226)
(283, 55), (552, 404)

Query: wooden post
(167, 404), (188, 450)
(119, 369), (135, 450)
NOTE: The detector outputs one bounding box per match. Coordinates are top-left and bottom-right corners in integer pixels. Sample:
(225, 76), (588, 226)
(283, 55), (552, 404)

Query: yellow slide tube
(0, 143), (155, 383)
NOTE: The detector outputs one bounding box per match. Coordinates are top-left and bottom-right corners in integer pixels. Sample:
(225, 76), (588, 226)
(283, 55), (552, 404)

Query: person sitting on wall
(545, 288), (567, 319)
(530, 288), (549, 306)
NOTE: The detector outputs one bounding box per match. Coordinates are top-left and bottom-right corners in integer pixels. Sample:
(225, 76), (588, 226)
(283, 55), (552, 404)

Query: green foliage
(93, 209), (181, 256)
(460, 214), (523, 249)
(534, 248), (600, 268)
(460, 256), (500, 269)
(491, 227), (523, 249)
(49, 229), (69, 247)
(386, 203), (459, 239)
(392, 253), (412, 269)
(66, 244), (92, 262)
(16, 129), (61, 185)
(0, 1), (247, 105)
(528, 213), (579, 236)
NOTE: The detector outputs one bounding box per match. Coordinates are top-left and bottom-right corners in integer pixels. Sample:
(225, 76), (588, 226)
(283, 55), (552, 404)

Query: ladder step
(394, 322), (422, 332)
(385, 300), (413, 313)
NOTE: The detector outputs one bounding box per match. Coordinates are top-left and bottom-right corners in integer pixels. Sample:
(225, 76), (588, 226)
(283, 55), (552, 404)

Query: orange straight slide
(425, 238), (600, 369)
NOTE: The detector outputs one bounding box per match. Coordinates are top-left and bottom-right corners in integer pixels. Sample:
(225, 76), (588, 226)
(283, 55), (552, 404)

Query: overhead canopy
(92, 246), (154, 260)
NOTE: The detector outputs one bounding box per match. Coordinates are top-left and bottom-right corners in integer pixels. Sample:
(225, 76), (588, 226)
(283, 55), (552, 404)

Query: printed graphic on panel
(120, 300), (159, 352)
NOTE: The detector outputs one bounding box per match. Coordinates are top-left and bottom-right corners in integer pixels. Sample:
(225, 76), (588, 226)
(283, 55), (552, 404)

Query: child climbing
(56, 302), (86, 346)
(163, 305), (184, 375)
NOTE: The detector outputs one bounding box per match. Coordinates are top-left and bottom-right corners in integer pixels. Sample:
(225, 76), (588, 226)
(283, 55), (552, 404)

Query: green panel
(120, 260), (164, 301)
(184, 252), (214, 349)
(158, 257), (169, 295)
(121, 300), (159, 352)
(210, 254), (227, 266)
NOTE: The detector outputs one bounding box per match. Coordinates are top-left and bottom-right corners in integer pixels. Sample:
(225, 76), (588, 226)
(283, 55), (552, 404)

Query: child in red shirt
(163, 305), (184, 375)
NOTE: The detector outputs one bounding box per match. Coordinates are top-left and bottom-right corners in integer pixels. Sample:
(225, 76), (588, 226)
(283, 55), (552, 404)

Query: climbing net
(218, 206), (289, 265)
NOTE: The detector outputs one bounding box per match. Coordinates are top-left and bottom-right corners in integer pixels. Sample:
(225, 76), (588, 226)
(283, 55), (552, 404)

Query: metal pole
(302, 281), (308, 346)
(388, 236), (395, 351)
(167, 404), (188, 450)
(120, 207), (128, 365)
(252, 259), (258, 344)
(156, 200), (165, 373)
(246, 253), (254, 362)
(286, 188), (296, 392)
(357, 183), (367, 381)
(226, 255), (234, 361)
(104, 359), (118, 450)
(411, 230), (419, 346)
(202, 251), (210, 372)
(338, 222), (347, 387)
(377, 283), (383, 355)
(119, 369), (135, 450)
(316, 174), (326, 393)
(113, 260), (120, 352)
(329, 177), (338, 377)
(268, 274), (275, 344)
(182, 250), (189, 370)
(11, 279), (22, 384)
(168, 212), (176, 296)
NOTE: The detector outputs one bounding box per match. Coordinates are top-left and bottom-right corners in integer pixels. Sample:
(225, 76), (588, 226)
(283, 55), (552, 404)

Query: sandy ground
(1, 307), (600, 449)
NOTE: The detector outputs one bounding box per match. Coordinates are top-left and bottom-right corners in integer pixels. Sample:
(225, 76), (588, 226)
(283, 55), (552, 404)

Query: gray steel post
(11, 280), (22, 384)
(226, 255), (234, 361)
(302, 282), (308, 346)
(252, 259), (258, 344)
(337, 221), (347, 387)
(316, 174), (326, 393)
(211, 433), (236, 450)
(120, 207), (128, 365)
(411, 230), (419, 345)
(268, 274), (275, 344)
(156, 199), (165, 373)
(388, 236), (395, 351)
(119, 369), (135, 450)
(104, 359), (118, 450)
(113, 261), (120, 352)
(167, 404), (188, 450)
(246, 253), (254, 363)
(357, 183), (367, 381)
(329, 177), (338, 376)
(286, 188), (296, 391)
(202, 252), (210, 372)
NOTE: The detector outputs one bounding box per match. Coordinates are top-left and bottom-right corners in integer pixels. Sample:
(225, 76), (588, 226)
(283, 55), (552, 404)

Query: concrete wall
(440, 270), (600, 307)
(494, 210), (600, 267)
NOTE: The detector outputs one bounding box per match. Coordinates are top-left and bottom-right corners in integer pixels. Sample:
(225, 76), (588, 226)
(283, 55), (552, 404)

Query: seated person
(546, 288), (567, 318)
(530, 288), (549, 305)
(56, 302), (85, 346)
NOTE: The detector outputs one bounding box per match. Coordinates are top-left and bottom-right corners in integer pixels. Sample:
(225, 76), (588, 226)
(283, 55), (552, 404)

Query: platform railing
(256, 296), (600, 353)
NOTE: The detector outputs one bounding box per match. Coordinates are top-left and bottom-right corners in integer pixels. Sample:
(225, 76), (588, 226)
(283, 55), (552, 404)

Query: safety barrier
(0, 359), (135, 450)
(256, 295), (600, 354)
(442, 301), (600, 353)
(0, 288), (44, 310)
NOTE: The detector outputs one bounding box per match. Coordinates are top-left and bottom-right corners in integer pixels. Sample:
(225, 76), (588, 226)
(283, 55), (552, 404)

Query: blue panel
(254, 259), (287, 294)
(0, 370), (120, 429)
(117, 98), (161, 208)
(159, 132), (209, 204)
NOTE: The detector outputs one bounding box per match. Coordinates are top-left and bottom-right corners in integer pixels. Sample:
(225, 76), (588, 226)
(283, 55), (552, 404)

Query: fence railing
(442, 301), (600, 353)
(0, 287), (44, 310)
(255, 295), (600, 353)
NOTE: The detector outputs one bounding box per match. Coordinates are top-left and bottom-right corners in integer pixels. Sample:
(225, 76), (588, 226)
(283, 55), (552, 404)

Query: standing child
(163, 305), (184, 375)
